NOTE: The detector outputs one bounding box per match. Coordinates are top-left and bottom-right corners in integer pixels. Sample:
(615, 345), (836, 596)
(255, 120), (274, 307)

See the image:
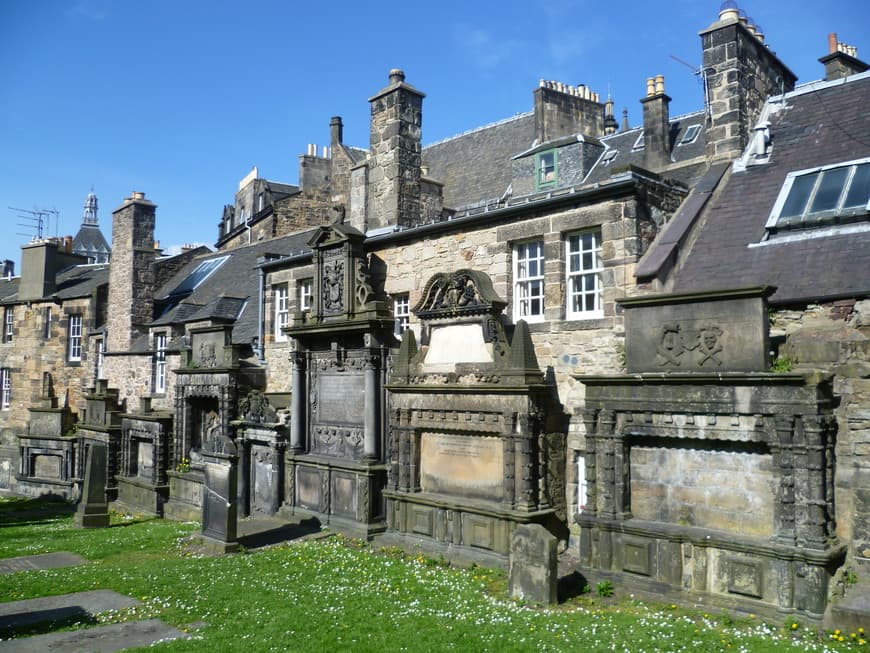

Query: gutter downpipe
(256, 265), (265, 363)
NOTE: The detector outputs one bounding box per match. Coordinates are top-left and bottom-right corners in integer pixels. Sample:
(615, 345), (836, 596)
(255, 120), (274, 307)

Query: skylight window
(632, 131), (645, 151)
(767, 158), (870, 232)
(678, 124), (701, 145)
(601, 149), (618, 165)
(169, 256), (229, 296)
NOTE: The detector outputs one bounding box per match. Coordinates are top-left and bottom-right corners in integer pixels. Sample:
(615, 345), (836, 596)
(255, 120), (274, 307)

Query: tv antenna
(9, 206), (60, 241)
(670, 54), (712, 117)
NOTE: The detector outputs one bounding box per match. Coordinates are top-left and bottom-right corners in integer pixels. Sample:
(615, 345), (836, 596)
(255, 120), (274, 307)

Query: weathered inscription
(317, 374), (365, 424)
(420, 432), (503, 501)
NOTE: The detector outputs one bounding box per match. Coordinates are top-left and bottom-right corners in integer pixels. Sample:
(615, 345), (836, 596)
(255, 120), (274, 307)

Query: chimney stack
(533, 79), (605, 142)
(107, 191), (157, 352)
(367, 68), (425, 230)
(819, 33), (869, 81)
(701, 2), (797, 162)
(641, 75), (671, 170)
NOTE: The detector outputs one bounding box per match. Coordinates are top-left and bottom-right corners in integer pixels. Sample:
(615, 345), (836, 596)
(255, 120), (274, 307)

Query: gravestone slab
(0, 618), (188, 652)
(0, 590), (139, 630)
(201, 436), (239, 553)
(0, 552), (86, 576)
(74, 442), (109, 528)
(509, 523), (558, 605)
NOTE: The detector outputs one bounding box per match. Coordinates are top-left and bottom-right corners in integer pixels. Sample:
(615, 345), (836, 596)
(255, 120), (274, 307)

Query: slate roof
(53, 264), (109, 300)
(423, 112), (535, 210)
(71, 223), (111, 261)
(669, 72), (870, 304)
(153, 229), (316, 344)
(585, 111), (709, 187)
(420, 108), (708, 211)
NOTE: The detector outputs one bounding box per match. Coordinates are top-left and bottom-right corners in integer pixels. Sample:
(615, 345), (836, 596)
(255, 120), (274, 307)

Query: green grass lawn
(0, 496), (865, 652)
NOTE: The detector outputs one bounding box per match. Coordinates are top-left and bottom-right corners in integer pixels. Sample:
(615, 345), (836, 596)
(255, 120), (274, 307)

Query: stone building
(0, 4), (868, 625)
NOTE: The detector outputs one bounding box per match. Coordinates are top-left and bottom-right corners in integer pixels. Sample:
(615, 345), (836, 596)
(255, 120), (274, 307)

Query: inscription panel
(316, 374), (365, 425)
(34, 455), (61, 479)
(420, 432), (503, 501)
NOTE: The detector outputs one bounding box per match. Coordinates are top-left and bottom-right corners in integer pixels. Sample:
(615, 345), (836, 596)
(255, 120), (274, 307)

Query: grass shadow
(0, 606), (98, 639)
(238, 517), (321, 550)
(0, 495), (74, 527)
(558, 570), (590, 602)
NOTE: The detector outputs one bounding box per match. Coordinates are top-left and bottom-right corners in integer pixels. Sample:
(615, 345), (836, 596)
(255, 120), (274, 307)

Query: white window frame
(154, 332), (167, 394)
(393, 294), (410, 337)
(298, 278), (313, 312)
(3, 307), (13, 344)
(68, 314), (83, 362)
(766, 156), (870, 230)
(274, 284), (289, 342)
(0, 368), (10, 410)
(513, 240), (545, 323)
(566, 229), (604, 320)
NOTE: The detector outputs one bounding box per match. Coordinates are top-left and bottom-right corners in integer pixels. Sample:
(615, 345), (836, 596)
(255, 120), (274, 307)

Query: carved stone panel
(34, 455), (61, 479)
(619, 289), (771, 373)
(296, 467), (321, 511)
(315, 373), (365, 425)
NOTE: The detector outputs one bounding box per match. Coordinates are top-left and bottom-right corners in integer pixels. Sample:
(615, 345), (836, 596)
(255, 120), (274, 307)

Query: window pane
(843, 163), (870, 209)
(810, 167), (849, 213)
(780, 173), (817, 218)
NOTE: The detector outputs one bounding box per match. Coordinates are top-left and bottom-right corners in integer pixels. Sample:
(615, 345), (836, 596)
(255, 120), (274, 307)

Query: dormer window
(536, 150), (557, 189)
(678, 124), (701, 145)
(601, 149), (618, 165)
(766, 158), (870, 232)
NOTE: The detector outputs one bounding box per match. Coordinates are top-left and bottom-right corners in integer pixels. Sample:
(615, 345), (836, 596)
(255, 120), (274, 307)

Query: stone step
(0, 552), (86, 576)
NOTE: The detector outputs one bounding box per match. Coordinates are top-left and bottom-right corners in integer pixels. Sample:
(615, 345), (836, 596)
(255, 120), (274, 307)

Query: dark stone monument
(200, 434), (239, 553)
(282, 223), (394, 538)
(384, 269), (568, 565)
(234, 390), (286, 517)
(509, 523), (558, 604)
(74, 442), (110, 528)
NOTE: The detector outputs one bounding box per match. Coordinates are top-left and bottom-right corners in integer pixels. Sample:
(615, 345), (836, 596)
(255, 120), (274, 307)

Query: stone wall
(771, 299), (870, 562)
(263, 261), (315, 394)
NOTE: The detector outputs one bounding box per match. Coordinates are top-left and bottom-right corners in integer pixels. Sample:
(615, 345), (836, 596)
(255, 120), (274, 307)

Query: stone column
(581, 408), (599, 517)
(599, 410), (617, 519)
(290, 352), (306, 452)
(773, 415), (796, 546)
(802, 415), (829, 549)
(364, 355), (379, 460)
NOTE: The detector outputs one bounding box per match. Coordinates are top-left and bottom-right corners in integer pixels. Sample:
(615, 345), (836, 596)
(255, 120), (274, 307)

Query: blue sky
(1, 0), (868, 268)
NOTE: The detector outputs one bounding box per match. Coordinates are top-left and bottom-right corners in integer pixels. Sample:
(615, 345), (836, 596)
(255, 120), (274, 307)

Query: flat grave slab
(0, 618), (189, 652)
(0, 552), (86, 576)
(0, 590), (139, 631)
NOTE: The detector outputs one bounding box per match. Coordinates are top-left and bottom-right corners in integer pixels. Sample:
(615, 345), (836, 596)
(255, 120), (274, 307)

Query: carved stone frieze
(311, 426), (365, 459)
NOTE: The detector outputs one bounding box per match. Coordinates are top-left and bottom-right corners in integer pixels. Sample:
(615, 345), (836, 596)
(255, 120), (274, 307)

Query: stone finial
(392, 329), (418, 381)
(389, 68), (405, 85)
(507, 320), (542, 376)
(621, 107), (629, 132)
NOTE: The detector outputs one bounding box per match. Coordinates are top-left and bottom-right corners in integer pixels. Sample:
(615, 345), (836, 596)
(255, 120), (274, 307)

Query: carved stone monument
(384, 269), (567, 565)
(282, 223), (394, 538)
(76, 380), (124, 503)
(200, 434), (239, 554)
(576, 287), (843, 622)
(233, 390), (286, 517)
(509, 523), (558, 605)
(74, 442), (110, 528)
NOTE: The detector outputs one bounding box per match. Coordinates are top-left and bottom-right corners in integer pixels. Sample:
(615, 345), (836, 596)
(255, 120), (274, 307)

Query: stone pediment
(413, 269), (507, 320)
(306, 221), (364, 249)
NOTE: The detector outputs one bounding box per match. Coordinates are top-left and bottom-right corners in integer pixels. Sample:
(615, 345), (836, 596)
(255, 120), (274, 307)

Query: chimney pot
(646, 77), (656, 97)
(828, 33), (838, 54)
(655, 75), (665, 95)
(131, 191), (145, 200)
(718, 0), (739, 22)
(389, 68), (405, 85)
